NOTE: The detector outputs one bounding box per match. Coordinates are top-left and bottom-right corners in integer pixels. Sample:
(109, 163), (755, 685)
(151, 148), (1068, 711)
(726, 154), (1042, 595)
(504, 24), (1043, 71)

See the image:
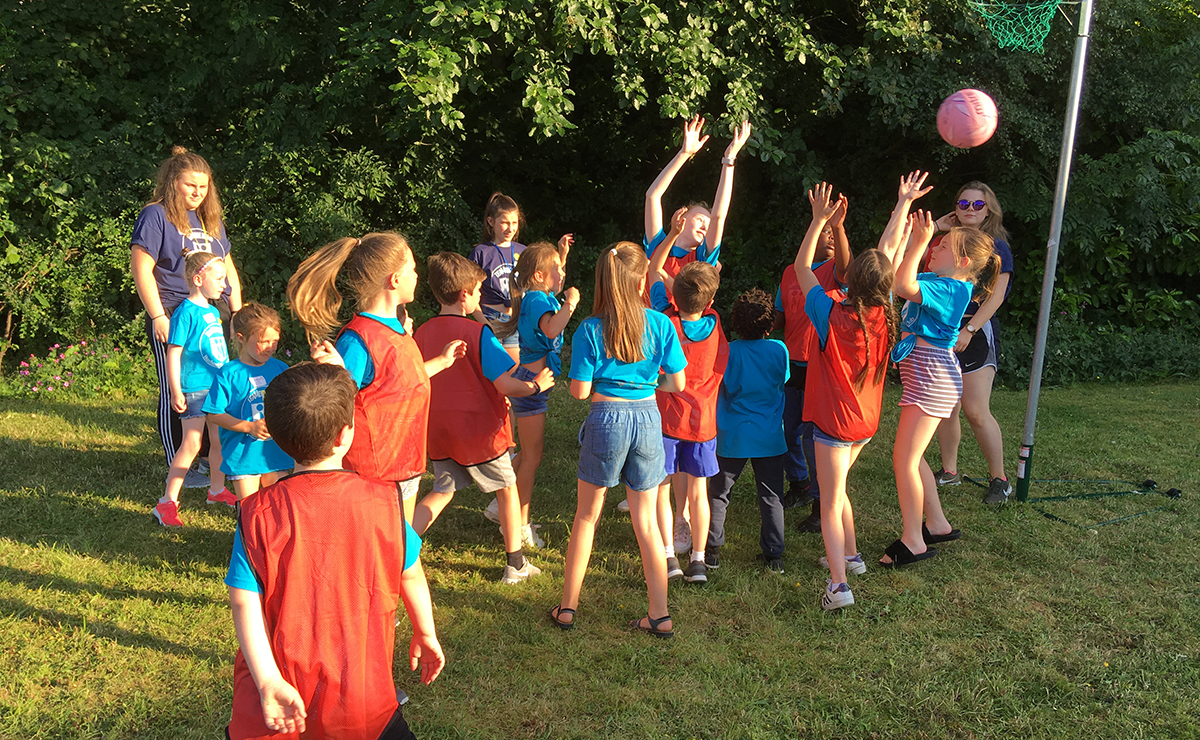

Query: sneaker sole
(822, 592), (855, 610)
(667, 570), (684, 583)
(683, 574), (708, 584)
(937, 479), (962, 486)
(152, 510), (182, 527)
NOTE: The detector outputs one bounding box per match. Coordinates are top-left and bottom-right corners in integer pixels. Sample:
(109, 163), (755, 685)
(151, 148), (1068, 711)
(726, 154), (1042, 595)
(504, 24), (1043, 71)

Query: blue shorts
(509, 365), (549, 417)
(482, 305), (519, 349)
(180, 391), (209, 420)
(812, 425), (873, 449)
(663, 436), (719, 477)
(577, 399), (665, 492)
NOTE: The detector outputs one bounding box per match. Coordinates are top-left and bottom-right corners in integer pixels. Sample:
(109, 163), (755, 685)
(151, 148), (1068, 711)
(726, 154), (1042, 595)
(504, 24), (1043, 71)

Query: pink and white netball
(937, 89), (998, 148)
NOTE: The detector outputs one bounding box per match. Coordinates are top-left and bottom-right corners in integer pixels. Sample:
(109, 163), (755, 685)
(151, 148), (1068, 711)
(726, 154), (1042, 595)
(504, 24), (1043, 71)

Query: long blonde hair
(957, 181), (1010, 242)
(946, 226), (1002, 304)
(286, 232), (412, 341)
(150, 146), (224, 237)
(591, 242), (648, 363)
(495, 242), (559, 340)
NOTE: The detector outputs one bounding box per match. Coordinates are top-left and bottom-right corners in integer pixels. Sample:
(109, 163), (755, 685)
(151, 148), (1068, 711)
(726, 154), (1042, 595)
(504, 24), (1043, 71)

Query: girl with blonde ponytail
(549, 242), (687, 638)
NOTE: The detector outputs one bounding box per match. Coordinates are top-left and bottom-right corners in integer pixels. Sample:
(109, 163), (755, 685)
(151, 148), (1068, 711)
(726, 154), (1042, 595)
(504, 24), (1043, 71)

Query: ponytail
(591, 242), (648, 364)
(845, 250), (898, 393)
(973, 253), (1003, 304)
(947, 227), (1003, 304)
(494, 243), (559, 340)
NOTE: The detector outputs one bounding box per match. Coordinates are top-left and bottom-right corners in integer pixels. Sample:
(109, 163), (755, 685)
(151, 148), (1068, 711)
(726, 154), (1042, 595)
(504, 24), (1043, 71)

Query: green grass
(1, 382), (1198, 739)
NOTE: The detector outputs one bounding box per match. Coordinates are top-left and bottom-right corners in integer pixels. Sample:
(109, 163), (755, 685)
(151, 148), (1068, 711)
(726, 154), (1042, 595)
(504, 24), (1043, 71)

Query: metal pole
(1016, 0), (1095, 502)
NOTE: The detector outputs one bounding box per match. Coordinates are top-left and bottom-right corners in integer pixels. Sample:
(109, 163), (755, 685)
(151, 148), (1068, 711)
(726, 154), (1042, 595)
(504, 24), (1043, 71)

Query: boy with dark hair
(224, 362), (444, 740)
(413, 252), (553, 584)
(648, 224), (729, 584)
(706, 288), (791, 573)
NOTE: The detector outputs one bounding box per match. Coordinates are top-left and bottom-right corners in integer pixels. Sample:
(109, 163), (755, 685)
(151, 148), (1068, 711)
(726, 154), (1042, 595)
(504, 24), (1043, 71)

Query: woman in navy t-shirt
(130, 146), (243, 468)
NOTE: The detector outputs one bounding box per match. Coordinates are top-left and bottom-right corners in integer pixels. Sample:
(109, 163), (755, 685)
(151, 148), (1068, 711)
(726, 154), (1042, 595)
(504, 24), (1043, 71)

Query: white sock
(664, 544), (676, 559)
(209, 488), (223, 496)
(159, 496), (173, 505)
(691, 550), (705, 563)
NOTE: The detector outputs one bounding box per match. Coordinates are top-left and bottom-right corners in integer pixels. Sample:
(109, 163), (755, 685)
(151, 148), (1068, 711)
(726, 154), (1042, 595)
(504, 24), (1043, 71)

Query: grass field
(1, 381), (1198, 739)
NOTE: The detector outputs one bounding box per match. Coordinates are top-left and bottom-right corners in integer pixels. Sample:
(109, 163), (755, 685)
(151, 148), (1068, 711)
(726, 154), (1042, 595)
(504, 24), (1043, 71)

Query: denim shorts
(482, 305), (519, 349)
(812, 425), (873, 449)
(180, 391), (209, 420)
(509, 365), (549, 417)
(663, 436), (720, 477)
(577, 399), (665, 492)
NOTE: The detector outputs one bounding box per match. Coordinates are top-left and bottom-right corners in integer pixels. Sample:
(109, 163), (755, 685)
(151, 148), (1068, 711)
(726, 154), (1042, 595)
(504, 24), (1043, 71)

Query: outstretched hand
(310, 340), (344, 367)
(681, 115), (709, 157)
(829, 195), (848, 229)
(898, 170), (933, 202)
(440, 339), (467, 365)
(908, 209), (936, 247)
(725, 120), (752, 160)
(807, 182), (839, 223)
(666, 206), (689, 239)
(557, 233), (574, 259)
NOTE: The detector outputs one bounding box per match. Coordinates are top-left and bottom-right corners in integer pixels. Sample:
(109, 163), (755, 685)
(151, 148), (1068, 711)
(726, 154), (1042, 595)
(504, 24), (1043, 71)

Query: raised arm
(828, 195), (851, 285)
(539, 287), (580, 340)
(645, 116), (709, 239)
(877, 170), (933, 265)
(649, 207), (688, 294)
(795, 183), (840, 296)
(894, 210), (937, 302)
(703, 121), (752, 259)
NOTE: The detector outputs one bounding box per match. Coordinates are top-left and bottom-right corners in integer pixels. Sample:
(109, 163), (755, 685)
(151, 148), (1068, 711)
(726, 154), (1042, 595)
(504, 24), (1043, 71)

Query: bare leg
(656, 480), (673, 549)
(495, 484), (523, 554)
(232, 476), (261, 500)
(514, 413), (546, 526)
(165, 418), (205, 503)
(684, 473), (710, 554)
(884, 405), (942, 564)
(627, 485), (672, 629)
(935, 402), (963, 474)
(961, 367), (1006, 480)
(557, 480), (607, 623)
(413, 490), (454, 535)
(817, 442), (866, 583)
(206, 424), (226, 494)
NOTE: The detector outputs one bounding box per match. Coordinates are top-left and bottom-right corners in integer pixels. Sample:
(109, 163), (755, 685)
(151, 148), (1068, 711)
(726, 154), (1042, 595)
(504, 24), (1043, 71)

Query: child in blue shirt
(203, 303), (294, 500)
(156, 250), (231, 526)
(706, 288), (791, 573)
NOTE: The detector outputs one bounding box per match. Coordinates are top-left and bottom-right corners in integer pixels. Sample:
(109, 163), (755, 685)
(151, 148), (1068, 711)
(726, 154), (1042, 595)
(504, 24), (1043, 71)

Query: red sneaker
(206, 488), (238, 507)
(153, 500), (183, 527)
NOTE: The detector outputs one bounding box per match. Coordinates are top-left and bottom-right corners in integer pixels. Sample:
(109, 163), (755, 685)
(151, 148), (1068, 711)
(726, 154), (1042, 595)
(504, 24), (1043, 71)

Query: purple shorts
(662, 436), (720, 478)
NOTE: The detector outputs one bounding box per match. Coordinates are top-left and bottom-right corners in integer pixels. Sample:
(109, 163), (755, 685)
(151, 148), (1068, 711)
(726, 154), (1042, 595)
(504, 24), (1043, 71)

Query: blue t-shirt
(130, 204), (232, 310)
(649, 281), (717, 341)
(202, 358), (295, 476)
(569, 309), (688, 400)
(225, 501), (423, 593)
(899, 273), (973, 348)
(478, 325), (517, 382)
(468, 241), (526, 307)
(336, 313), (407, 389)
(517, 290), (564, 374)
(805, 285), (837, 348)
(643, 229), (721, 267)
(167, 298), (229, 393)
(716, 339), (790, 458)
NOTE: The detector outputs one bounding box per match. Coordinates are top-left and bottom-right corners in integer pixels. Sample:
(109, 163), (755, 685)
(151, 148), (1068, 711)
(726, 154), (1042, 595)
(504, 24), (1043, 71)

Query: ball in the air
(937, 89), (998, 148)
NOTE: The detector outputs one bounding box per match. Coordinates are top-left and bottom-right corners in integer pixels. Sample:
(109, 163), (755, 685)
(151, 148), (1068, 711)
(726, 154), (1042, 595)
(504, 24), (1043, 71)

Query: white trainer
(821, 580), (855, 610)
(483, 497), (501, 524)
(501, 560), (542, 585)
(818, 553), (868, 575)
(616, 498), (630, 513)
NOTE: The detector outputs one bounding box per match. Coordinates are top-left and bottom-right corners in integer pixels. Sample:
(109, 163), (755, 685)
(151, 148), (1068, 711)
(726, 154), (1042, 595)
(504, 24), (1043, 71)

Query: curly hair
(730, 288), (775, 340)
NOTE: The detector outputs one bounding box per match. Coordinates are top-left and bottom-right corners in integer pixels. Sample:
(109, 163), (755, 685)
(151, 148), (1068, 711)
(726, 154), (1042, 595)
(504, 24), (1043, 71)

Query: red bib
(656, 308), (728, 442)
(640, 251), (699, 309)
(779, 261), (839, 363)
(338, 315), (430, 482)
(414, 315), (513, 466)
(228, 471), (405, 740)
(803, 297), (888, 441)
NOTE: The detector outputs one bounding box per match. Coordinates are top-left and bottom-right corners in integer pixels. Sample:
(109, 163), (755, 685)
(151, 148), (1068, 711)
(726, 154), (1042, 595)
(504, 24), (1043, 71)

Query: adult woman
(131, 147), (243, 470)
(931, 182), (1014, 504)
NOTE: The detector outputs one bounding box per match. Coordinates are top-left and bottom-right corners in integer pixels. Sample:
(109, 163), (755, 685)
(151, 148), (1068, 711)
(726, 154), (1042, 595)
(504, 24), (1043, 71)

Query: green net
(968, 0), (1061, 53)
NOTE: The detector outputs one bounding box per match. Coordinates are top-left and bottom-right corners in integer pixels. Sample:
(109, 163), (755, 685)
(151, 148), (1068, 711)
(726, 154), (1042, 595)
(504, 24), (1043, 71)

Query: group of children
(148, 117), (1009, 737)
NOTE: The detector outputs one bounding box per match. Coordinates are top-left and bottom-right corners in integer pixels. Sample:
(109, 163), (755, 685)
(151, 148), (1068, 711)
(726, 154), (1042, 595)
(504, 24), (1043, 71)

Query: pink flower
(19, 361), (27, 367)
(81, 340), (87, 346)
(53, 343), (60, 349)
(63, 382), (69, 388)
(54, 376), (61, 381)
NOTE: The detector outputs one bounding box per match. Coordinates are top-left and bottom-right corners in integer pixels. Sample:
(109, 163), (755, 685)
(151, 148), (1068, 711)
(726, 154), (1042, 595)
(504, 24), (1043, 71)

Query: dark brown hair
(264, 363), (357, 465)
(150, 146), (224, 237)
(482, 192), (524, 243)
(672, 262), (719, 315)
(591, 242), (648, 363)
(426, 252), (486, 306)
(730, 288), (775, 340)
(844, 250), (899, 392)
(231, 302), (282, 341)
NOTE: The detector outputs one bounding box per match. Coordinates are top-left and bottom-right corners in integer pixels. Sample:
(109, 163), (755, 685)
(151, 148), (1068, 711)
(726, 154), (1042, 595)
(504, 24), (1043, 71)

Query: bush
(0, 333), (156, 400)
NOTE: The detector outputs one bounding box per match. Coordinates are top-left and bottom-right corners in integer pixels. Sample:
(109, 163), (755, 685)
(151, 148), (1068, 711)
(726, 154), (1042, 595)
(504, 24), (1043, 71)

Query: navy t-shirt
(130, 204), (231, 310)
(965, 237), (1015, 319)
(469, 242), (526, 307)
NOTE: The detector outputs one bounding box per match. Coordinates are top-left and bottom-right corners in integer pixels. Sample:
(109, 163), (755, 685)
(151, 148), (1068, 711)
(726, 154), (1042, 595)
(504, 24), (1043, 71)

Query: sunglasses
(957, 199), (987, 211)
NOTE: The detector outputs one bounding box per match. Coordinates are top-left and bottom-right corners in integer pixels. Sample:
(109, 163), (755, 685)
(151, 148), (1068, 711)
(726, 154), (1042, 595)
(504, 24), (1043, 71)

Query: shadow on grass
(0, 564), (223, 608)
(0, 396), (157, 442)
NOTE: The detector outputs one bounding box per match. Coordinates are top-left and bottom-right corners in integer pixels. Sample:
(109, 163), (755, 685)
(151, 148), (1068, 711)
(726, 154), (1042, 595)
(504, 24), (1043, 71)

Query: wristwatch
(966, 323), (979, 334)
(721, 156), (736, 166)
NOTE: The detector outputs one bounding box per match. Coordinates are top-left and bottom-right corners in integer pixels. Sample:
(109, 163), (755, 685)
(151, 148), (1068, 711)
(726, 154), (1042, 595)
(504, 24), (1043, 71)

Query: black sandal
(922, 523), (962, 544)
(629, 614), (674, 639)
(879, 539), (937, 569)
(549, 605), (575, 630)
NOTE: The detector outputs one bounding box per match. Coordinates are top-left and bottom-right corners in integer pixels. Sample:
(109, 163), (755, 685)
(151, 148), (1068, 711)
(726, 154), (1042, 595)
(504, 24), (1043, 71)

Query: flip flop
(629, 614), (674, 639)
(922, 523), (962, 544)
(549, 605), (575, 630)
(879, 539), (937, 569)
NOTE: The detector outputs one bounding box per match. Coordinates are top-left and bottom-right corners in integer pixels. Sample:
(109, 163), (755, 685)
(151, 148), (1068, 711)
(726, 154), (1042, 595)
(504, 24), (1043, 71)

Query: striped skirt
(898, 344), (963, 419)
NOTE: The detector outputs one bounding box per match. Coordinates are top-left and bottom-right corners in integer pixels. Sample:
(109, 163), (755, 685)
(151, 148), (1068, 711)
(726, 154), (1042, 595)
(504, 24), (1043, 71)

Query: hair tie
(197, 255), (222, 275)
(611, 248), (618, 256)
(354, 237), (362, 248)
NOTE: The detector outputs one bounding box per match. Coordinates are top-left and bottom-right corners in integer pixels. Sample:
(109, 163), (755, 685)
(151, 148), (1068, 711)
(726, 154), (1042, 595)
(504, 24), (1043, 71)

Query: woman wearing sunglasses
(931, 182), (1014, 504)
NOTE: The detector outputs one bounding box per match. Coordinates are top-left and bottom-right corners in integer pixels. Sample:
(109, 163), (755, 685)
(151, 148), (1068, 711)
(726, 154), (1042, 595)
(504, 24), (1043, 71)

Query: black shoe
(704, 546), (721, 569)
(781, 481), (812, 509)
(796, 500), (822, 533)
(683, 559), (708, 584)
(757, 553), (784, 574)
(983, 477), (1013, 504)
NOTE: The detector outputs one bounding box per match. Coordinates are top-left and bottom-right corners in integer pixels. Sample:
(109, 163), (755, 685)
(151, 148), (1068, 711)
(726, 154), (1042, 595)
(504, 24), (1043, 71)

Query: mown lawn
(1, 381), (1198, 739)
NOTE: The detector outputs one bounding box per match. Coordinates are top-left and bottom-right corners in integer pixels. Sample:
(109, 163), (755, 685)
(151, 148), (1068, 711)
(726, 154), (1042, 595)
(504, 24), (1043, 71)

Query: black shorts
(956, 317), (999, 375)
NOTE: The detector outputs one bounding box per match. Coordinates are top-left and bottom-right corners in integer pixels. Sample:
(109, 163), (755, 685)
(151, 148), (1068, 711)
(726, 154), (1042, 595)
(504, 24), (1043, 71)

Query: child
(492, 239), (579, 550)
(202, 303), (294, 500)
(412, 253), (554, 584)
(154, 249), (231, 526)
(468, 192), (528, 361)
(224, 362), (444, 739)
(287, 232), (464, 524)
(883, 211), (1000, 567)
(550, 242), (687, 637)
(706, 288), (790, 573)
(796, 183), (899, 610)
(648, 211), (728, 584)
